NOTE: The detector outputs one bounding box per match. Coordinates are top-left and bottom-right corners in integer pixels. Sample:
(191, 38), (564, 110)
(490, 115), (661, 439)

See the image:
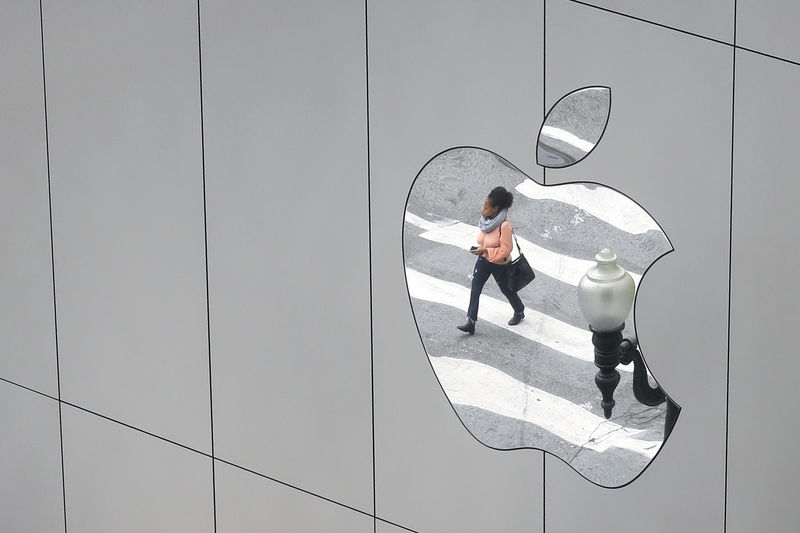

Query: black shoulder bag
(504, 225), (535, 292)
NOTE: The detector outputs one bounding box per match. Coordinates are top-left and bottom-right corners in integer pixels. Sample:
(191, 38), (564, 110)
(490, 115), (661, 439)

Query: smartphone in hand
(470, 246), (478, 251)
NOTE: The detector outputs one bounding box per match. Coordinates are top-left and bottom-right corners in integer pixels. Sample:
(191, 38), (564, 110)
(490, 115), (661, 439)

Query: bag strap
(504, 223), (522, 254)
(500, 221), (523, 257)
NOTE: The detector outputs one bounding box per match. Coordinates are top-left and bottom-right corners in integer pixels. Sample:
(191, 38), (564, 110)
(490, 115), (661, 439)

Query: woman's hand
(471, 246), (486, 255)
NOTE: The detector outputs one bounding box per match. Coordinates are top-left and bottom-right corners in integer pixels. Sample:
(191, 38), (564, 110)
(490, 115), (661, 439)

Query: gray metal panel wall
(0, 382), (64, 532)
(1, 1), (800, 532)
(727, 49), (800, 533)
(0, 0), (58, 395)
(369, 1), (545, 531)
(61, 405), (215, 532)
(543, 2), (732, 531)
(214, 460), (374, 532)
(737, 1), (800, 63)
(200, 0), (374, 513)
(573, 0), (734, 43)
(42, 0), (212, 452)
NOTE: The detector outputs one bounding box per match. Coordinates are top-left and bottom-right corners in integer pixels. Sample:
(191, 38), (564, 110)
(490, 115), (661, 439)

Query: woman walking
(457, 186), (525, 334)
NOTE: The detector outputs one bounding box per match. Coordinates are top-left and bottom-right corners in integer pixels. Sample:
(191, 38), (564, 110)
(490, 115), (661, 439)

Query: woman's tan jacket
(476, 220), (513, 264)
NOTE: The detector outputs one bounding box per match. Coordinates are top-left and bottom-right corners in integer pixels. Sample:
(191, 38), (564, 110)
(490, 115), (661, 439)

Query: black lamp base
(591, 324), (624, 419)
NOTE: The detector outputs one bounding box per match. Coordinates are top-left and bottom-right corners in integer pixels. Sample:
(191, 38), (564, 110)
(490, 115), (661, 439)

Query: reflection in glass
(537, 86), (611, 168)
(404, 147), (673, 487)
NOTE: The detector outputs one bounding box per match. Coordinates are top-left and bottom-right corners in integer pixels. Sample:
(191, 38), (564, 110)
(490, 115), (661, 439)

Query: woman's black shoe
(457, 319), (475, 334)
(508, 312), (524, 326)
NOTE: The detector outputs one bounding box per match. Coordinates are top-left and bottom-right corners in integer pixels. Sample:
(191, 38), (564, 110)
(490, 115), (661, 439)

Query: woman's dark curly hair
(488, 186), (514, 210)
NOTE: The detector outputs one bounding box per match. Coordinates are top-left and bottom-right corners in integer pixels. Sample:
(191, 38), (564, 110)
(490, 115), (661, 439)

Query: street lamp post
(578, 248), (679, 439)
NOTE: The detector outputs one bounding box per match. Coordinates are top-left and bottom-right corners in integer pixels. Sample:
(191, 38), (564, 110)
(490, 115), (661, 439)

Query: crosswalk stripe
(403, 211), (437, 231)
(514, 179), (661, 235)
(405, 267), (634, 373)
(431, 356), (662, 458)
(540, 125), (596, 152)
(405, 211), (643, 287)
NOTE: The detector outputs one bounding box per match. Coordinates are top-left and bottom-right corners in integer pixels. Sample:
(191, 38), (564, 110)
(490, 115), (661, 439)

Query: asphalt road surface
(403, 147), (673, 487)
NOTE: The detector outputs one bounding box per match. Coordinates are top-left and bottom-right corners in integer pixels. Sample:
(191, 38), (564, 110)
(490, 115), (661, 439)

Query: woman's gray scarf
(478, 207), (508, 233)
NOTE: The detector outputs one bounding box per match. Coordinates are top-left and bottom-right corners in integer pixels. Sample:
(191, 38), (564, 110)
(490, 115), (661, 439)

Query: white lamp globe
(577, 248), (636, 332)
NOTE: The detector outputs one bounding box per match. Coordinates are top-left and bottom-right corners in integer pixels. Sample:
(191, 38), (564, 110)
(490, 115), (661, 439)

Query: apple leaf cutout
(537, 86), (611, 168)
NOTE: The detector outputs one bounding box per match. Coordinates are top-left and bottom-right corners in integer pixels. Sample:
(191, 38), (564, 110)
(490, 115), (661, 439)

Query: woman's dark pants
(467, 256), (524, 322)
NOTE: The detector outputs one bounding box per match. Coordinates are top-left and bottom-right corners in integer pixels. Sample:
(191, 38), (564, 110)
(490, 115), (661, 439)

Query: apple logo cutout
(403, 87), (680, 488)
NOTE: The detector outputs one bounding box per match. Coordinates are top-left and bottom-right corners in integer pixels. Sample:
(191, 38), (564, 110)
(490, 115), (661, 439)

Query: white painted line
(515, 179), (662, 236)
(403, 211), (437, 231)
(540, 125), (596, 153)
(404, 211), (642, 287)
(432, 356), (662, 458)
(406, 267), (637, 373)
